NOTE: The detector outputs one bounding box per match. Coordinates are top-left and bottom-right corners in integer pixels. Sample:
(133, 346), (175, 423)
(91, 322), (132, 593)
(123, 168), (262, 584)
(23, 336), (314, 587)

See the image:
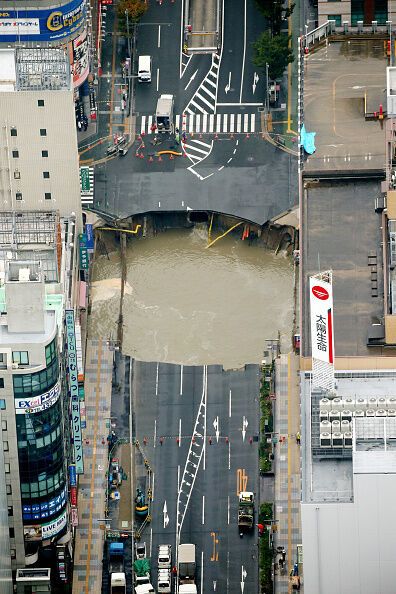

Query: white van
(138, 55), (152, 83)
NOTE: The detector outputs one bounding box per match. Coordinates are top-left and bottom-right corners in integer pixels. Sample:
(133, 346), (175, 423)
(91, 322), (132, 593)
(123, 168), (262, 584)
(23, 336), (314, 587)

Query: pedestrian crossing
(184, 53), (220, 114)
(139, 112), (258, 136)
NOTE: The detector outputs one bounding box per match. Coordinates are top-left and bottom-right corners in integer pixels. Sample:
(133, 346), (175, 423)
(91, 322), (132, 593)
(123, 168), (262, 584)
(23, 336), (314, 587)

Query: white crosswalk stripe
(185, 54), (220, 115)
(183, 138), (213, 165)
(138, 113), (258, 136)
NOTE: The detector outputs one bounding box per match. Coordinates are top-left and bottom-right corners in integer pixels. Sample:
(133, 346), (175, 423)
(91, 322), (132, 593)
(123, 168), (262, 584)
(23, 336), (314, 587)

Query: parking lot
(304, 39), (387, 173)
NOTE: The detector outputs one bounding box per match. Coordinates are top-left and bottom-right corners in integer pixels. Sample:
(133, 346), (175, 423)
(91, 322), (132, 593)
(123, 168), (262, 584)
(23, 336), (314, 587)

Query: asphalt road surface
(131, 360), (260, 594)
(91, 0), (298, 225)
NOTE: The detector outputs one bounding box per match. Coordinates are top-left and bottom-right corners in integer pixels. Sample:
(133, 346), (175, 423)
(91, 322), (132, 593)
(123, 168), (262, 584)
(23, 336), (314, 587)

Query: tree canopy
(253, 31), (294, 80)
(255, 0), (295, 35)
(118, 0), (147, 22)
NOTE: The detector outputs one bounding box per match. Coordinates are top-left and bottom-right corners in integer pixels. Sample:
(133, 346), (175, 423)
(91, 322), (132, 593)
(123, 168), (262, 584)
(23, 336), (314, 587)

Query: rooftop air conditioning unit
(387, 409), (396, 417)
(320, 432), (331, 447)
(376, 409), (387, 417)
(387, 398), (396, 410)
(329, 410), (340, 422)
(319, 410), (329, 422)
(344, 432), (353, 448)
(366, 409), (376, 417)
(319, 398), (331, 411)
(331, 398), (342, 411)
(356, 398), (368, 410)
(368, 397), (378, 409)
(354, 409), (365, 417)
(377, 397), (387, 409)
(342, 398), (355, 411)
(332, 432), (343, 448)
(341, 420), (350, 433)
(341, 410), (352, 422)
(320, 420), (331, 433)
(331, 420), (341, 433)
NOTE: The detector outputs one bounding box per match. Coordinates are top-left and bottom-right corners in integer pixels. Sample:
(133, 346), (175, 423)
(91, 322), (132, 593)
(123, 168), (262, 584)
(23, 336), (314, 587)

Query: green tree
(118, 0), (147, 22)
(256, 0), (295, 35)
(253, 31), (294, 80)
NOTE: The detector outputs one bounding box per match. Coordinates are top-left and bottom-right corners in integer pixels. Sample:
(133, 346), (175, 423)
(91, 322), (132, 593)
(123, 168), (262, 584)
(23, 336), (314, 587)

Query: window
(37, 99), (45, 107)
(10, 549), (16, 560)
(2, 420), (7, 431)
(43, 171), (50, 179)
(3, 441), (8, 452)
(0, 378), (4, 388)
(12, 351), (29, 365)
(45, 340), (57, 365)
(15, 192), (22, 201)
(4, 463), (10, 473)
(44, 193), (52, 200)
(0, 400), (5, 410)
(6, 484), (11, 495)
(42, 150), (48, 158)
(329, 14), (342, 25)
(13, 355), (58, 397)
(13, 171), (20, 180)
(10, 129), (17, 137)
(40, 128), (47, 136)
(9, 527), (14, 538)
(7, 507), (13, 517)
(12, 150), (19, 158)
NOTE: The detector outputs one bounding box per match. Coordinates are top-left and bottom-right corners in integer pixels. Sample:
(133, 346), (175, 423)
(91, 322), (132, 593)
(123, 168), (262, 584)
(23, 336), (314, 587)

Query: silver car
(158, 544), (171, 568)
(157, 569), (171, 593)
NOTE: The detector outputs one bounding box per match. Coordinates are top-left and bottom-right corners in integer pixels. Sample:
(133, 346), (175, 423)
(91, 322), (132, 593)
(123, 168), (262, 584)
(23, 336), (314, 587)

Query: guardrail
(304, 19), (395, 51)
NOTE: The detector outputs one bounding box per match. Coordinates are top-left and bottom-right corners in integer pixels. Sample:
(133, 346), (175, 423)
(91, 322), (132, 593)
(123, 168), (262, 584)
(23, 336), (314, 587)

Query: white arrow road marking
(225, 71), (232, 94)
(163, 500), (169, 528)
(213, 416), (220, 442)
(213, 580), (217, 591)
(252, 72), (259, 94)
(241, 581), (245, 593)
(242, 566), (247, 580)
(242, 416), (248, 442)
(185, 68), (198, 90)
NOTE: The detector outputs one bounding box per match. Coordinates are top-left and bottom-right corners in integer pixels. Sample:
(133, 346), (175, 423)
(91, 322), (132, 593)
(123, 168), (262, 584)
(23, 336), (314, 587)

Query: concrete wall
(0, 90), (82, 227)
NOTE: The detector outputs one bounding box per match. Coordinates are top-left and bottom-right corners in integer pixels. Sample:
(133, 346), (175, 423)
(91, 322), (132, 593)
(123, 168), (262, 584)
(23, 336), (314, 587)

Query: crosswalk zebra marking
(138, 113), (258, 136)
(183, 138), (213, 166)
(204, 87), (216, 100)
(195, 92), (214, 110)
(184, 54), (220, 115)
(185, 144), (210, 155)
(206, 77), (217, 89)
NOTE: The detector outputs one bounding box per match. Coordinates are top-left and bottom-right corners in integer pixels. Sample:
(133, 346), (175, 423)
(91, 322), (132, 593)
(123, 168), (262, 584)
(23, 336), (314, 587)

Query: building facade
(0, 47), (82, 226)
(318, 0), (396, 26)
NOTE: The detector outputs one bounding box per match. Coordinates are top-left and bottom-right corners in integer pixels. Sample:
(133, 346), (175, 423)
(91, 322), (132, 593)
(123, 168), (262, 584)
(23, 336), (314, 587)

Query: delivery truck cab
(138, 56), (152, 83)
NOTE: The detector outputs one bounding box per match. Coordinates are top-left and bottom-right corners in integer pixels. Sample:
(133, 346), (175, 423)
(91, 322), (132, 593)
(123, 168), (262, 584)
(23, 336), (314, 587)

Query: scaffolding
(15, 47), (70, 92)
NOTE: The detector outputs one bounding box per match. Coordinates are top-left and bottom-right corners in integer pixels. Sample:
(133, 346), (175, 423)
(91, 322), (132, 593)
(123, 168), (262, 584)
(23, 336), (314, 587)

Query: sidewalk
(72, 338), (113, 594)
(274, 352), (303, 593)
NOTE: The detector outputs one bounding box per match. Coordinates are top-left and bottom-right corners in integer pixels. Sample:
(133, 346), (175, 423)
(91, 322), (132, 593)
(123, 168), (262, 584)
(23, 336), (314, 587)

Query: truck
(238, 491), (254, 536)
(155, 95), (174, 133)
(111, 572), (126, 594)
(157, 569), (171, 593)
(178, 544), (197, 594)
(133, 559), (151, 586)
(109, 542), (125, 574)
(134, 584), (155, 594)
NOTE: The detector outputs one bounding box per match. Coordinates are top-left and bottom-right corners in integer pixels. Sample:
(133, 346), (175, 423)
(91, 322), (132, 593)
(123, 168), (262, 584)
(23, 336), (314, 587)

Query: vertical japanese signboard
(65, 310), (84, 474)
(79, 234), (89, 271)
(309, 277), (334, 364)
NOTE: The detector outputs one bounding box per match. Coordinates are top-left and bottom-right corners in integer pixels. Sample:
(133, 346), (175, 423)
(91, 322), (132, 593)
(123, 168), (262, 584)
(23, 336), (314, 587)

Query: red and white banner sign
(309, 277), (334, 364)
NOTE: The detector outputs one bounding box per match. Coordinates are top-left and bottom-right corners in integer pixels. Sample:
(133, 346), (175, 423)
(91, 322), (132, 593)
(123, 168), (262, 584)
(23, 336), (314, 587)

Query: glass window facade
(13, 339), (58, 398)
(12, 351), (28, 365)
(14, 338), (66, 523)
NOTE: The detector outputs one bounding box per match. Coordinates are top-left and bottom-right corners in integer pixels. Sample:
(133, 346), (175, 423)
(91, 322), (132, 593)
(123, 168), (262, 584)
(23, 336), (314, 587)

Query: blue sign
(65, 309), (84, 474)
(22, 488), (67, 521)
(85, 224), (94, 250)
(0, 0), (86, 42)
(69, 465), (77, 487)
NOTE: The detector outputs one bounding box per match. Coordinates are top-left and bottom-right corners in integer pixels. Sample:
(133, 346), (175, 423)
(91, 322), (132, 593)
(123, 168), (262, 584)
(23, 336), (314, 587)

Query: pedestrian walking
(296, 431), (301, 445)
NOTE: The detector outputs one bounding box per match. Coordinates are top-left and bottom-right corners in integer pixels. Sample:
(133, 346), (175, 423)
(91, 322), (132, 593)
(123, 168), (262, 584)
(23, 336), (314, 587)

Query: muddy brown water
(89, 228), (294, 368)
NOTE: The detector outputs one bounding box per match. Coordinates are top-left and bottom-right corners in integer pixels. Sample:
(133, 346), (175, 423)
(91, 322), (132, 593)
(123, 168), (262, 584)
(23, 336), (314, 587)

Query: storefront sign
(71, 507), (79, 527)
(69, 465), (77, 487)
(65, 309), (84, 474)
(22, 488), (67, 521)
(79, 234), (89, 270)
(70, 486), (78, 507)
(42, 509), (68, 540)
(80, 167), (91, 193)
(14, 380), (60, 414)
(85, 224), (94, 250)
(0, 0), (86, 42)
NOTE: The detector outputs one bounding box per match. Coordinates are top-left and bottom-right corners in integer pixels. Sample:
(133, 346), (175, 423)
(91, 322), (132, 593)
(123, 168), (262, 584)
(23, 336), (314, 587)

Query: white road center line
(155, 362), (159, 396)
(202, 495), (205, 524)
(154, 419), (157, 448)
(201, 551), (204, 594)
(180, 364), (183, 395)
(227, 495), (230, 524)
(179, 418), (182, 447)
(158, 25), (161, 48)
(229, 389), (232, 417)
(150, 528), (153, 557)
(228, 438), (231, 470)
(156, 68), (160, 92)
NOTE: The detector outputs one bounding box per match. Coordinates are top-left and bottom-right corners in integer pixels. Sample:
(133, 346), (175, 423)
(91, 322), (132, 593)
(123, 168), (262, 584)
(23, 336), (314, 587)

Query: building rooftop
(0, 47), (70, 92)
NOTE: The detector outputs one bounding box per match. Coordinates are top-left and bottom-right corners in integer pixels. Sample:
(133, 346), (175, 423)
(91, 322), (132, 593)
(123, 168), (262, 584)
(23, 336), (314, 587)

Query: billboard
(0, 0), (86, 42)
(69, 29), (89, 87)
(14, 380), (60, 414)
(42, 509), (68, 540)
(309, 277), (334, 364)
(22, 487), (67, 521)
(65, 309), (84, 474)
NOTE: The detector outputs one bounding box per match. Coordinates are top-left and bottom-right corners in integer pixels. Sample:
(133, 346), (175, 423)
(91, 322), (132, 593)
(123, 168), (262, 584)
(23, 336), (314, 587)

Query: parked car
(135, 542), (147, 560)
(158, 544), (171, 569)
